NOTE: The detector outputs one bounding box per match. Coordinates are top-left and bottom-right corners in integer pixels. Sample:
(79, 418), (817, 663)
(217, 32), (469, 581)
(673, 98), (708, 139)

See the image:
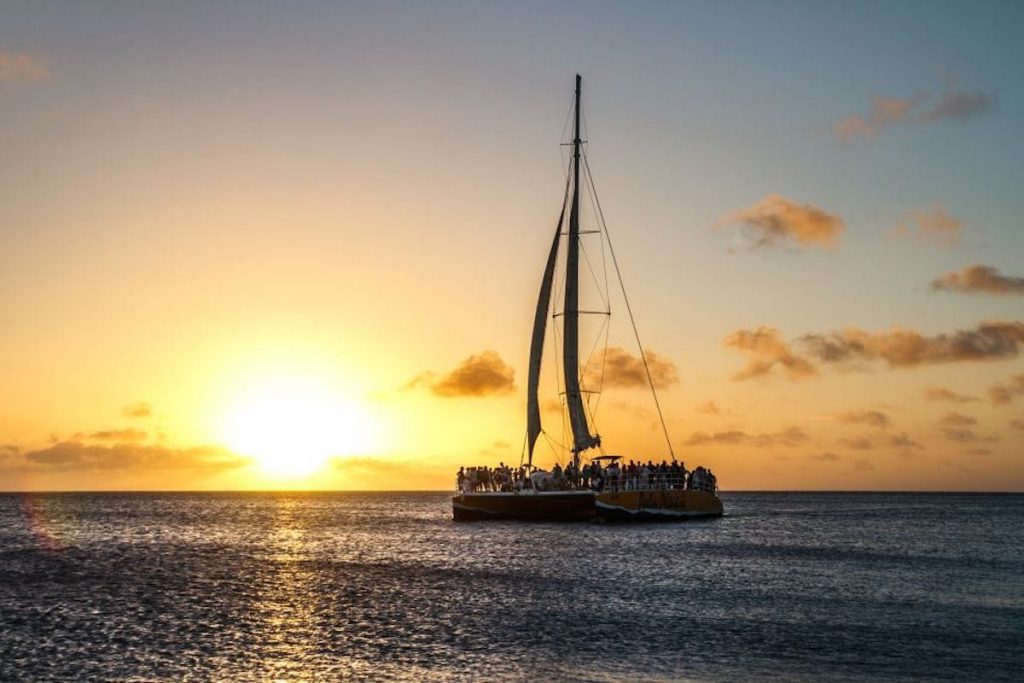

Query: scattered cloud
(697, 401), (721, 415)
(988, 374), (1024, 405)
(724, 326), (817, 381)
(965, 447), (992, 457)
(408, 350), (515, 397)
(0, 49), (50, 84)
(18, 441), (247, 473)
(834, 87), (996, 141)
(839, 436), (874, 450)
(939, 412), (977, 428)
(684, 426), (808, 448)
(802, 321), (1024, 369)
(891, 203), (964, 245)
(719, 194), (845, 250)
(938, 413), (997, 444)
(813, 452), (840, 462)
(923, 387), (978, 403)
(122, 402), (153, 419)
(1010, 419), (1024, 431)
(585, 346), (679, 390)
(853, 458), (874, 471)
(931, 265), (1024, 296)
(835, 410), (890, 429)
(89, 428), (147, 443)
(727, 321), (1024, 381)
(887, 432), (922, 452)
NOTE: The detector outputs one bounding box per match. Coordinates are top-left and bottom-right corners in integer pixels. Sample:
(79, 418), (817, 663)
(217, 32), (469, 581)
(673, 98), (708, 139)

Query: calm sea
(0, 492), (1021, 682)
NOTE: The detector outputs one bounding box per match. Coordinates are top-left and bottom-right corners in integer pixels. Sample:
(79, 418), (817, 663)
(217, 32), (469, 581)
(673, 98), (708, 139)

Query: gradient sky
(2, 1), (1023, 491)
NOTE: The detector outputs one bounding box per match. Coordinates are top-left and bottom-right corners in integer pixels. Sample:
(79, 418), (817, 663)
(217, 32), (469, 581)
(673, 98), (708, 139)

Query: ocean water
(0, 492), (1021, 682)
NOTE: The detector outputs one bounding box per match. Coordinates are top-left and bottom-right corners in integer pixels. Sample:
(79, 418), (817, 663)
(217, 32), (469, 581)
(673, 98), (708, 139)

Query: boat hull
(452, 491), (595, 522)
(595, 489), (723, 522)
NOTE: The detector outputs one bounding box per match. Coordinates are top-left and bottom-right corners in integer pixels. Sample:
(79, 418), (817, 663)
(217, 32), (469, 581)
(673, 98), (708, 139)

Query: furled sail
(562, 74), (601, 455)
(526, 212), (564, 465)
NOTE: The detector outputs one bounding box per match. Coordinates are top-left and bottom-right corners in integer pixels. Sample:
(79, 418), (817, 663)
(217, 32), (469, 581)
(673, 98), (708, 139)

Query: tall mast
(563, 74), (600, 462)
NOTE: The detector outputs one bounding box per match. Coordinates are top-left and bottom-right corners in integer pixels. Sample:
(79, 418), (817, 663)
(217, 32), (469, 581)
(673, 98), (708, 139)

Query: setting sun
(219, 378), (375, 478)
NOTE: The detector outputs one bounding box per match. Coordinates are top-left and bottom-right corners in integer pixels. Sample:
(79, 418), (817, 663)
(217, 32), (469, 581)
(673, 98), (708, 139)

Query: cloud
(835, 410), (890, 429)
(729, 321), (1024, 381)
(839, 436), (874, 450)
(586, 346), (679, 389)
(939, 412), (977, 428)
(684, 426), (808, 448)
(938, 412), (998, 443)
(719, 194), (845, 250)
(802, 321), (1024, 369)
(923, 387), (978, 403)
(988, 374), (1024, 405)
(122, 402), (153, 419)
(89, 428), (148, 443)
(408, 350), (515, 397)
(887, 432), (921, 451)
(723, 326), (818, 381)
(813, 452), (840, 462)
(834, 87), (996, 141)
(18, 441), (247, 473)
(891, 203), (964, 245)
(697, 401), (721, 415)
(0, 50), (50, 84)
(1010, 419), (1024, 431)
(853, 458), (874, 471)
(931, 265), (1024, 295)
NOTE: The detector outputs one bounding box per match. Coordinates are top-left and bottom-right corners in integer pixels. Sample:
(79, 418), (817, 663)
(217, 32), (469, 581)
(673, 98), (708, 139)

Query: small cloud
(834, 87), (996, 141)
(918, 90), (998, 123)
(965, 447), (992, 457)
(931, 265), (1024, 295)
(408, 350), (515, 398)
(892, 203), (964, 246)
(723, 326), (818, 381)
(684, 426), (808, 448)
(0, 49), (50, 84)
(853, 458), (874, 471)
(835, 410), (890, 429)
(812, 452), (841, 462)
(939, 412), (977, 428)
(122, 402), (153, 419)
(719, 194), (845, 250)
(89, 428), (147, 443)
(887, 432), (921, 451)
(988, 373), (1024, 406)
(923, 387), (978, 403)
(839, 436), (874, 450)
(697, 401), (721, 415)
(20, 441), (247, 472)
(586, 346), (679, 390)
(1009, 419), (1024, 431)
(938, 413), (997, 443)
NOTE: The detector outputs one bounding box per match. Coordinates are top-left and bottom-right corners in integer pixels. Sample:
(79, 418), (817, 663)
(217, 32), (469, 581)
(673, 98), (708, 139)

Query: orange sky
(2, 4), (1023, 491)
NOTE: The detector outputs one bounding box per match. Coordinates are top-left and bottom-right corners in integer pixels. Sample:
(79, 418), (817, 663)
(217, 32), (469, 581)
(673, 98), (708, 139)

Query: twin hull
(452, 489), (723, 522)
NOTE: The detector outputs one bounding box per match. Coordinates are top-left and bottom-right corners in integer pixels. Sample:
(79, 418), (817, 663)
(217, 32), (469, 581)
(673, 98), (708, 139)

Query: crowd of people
(456, 459), (718, 494)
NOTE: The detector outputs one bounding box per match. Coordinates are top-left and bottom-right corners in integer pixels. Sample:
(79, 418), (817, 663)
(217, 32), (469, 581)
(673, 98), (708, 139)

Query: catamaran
(452, 75), (723, 522)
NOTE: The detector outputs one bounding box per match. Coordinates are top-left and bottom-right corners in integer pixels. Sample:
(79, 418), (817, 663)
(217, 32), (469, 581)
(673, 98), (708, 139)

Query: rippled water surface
(1, 492), (1021, 682)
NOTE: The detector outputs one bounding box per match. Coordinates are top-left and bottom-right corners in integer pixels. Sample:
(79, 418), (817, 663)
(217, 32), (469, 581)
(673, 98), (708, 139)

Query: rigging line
(579, 237), (611, 311)
(582, 152), (677, 463)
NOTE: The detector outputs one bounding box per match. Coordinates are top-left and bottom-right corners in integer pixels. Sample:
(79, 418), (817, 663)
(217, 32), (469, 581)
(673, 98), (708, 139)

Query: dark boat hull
(452, 491), (595, 521)
(595, 489), (723, 522)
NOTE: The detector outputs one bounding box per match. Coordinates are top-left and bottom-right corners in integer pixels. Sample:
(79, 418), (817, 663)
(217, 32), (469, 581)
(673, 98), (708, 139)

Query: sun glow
(219, 377), (376, 478)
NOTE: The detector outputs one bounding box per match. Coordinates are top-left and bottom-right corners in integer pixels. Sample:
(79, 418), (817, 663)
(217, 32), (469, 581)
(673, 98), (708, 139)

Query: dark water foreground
(1, 491), (1021, 682)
